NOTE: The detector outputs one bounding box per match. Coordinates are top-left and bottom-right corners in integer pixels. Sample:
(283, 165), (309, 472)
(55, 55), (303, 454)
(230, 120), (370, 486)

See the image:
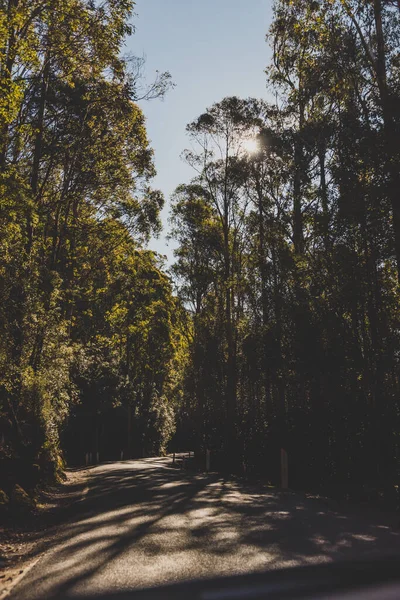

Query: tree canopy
(0, 0), (181, 483)
(1, 0), (400, 509)
(172, 0), (400, 503)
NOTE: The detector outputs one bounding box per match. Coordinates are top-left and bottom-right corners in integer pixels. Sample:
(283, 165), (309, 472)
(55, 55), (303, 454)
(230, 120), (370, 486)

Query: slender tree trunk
(271, 234), (285, 422)
(255, 179), (273, 413)
(293, 99), (305, 255)
(127, 401), (133, 460)
(31, 54), (50, 196)
(293, 96), (308, 414)
(319, 142), (331, 254)
(0, 0), (18, 168)
(225, 256), (237, 461)
(373, 0), (400, 282)
(27, 49), (51, 254)
(223, 214), (237, 467)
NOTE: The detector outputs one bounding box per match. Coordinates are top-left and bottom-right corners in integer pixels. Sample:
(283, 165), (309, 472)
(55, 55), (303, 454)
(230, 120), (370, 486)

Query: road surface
(9, 458), (400, 599)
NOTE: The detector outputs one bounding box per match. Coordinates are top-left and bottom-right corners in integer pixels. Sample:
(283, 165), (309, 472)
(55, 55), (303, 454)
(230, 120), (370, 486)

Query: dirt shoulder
(0, 468), (90, 599)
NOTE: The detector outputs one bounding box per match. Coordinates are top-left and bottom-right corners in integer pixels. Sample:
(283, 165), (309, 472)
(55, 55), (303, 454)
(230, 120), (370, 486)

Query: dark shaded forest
(1, 0), (400, 510)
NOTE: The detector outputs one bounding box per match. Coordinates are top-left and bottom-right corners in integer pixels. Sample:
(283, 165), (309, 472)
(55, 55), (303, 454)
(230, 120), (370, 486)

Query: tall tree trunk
(127, 404), (132, 459)
(255, 178), (273, 414)
(0, 0), (19, 168)
(319, 142), (331, 254)
(373, 0), (400, 282)
(293, 96), (308, 413)
(28, 49), (51, 254)
(223, 209), (237, 467)
(31, 55), (50, 196)
(293, 99), (305, 255)
(271, 233), (285, 424)
(225, 252), (237, 464)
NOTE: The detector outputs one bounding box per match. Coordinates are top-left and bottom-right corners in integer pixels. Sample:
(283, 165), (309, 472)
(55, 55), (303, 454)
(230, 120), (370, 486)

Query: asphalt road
(9, 458), (400, 599)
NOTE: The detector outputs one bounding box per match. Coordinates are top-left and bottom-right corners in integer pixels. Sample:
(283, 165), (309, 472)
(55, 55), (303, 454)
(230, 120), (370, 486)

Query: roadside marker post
(206, 449), (210, 473)
(281, 448), (289, 489)
(85, 453), (89, 466)
(173, 452), (175, 464)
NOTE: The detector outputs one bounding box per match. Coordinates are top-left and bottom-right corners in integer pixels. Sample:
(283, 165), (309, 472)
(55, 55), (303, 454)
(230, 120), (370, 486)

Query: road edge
(0, 468), (92, 599)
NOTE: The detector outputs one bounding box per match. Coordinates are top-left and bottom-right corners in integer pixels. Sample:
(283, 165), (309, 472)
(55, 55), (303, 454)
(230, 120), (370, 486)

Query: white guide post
(206, 449), (210, 473)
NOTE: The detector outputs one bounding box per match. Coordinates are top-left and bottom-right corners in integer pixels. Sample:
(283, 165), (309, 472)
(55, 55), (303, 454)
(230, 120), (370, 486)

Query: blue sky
(127, 0), (274, 261)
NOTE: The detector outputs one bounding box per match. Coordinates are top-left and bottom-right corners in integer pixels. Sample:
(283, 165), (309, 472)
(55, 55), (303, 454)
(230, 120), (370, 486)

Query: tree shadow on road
(10, 458), (400, 600)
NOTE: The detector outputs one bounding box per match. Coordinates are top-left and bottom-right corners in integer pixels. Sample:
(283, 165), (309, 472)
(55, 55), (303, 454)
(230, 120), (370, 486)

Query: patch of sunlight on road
(336, 538), (352, 548)
(310, 535), (330, 547)
(214, 529), (240, 542)
(351, 534), (377, 542)
(187, 506), (220, 521)
(269, 511), (291, 520)
(223, 489), (257, 504)
(159, 481), (191, 489)
(156, 514), (190, 531)
(44, 535), (116, 577)
(80, 505), (155, 524)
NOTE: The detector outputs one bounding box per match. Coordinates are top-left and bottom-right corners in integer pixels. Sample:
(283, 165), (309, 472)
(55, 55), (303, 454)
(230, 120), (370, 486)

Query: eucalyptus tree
(0, 0), (177, 476)
(266, 0), (400, 489)
(174, 97), (263, 464)
(240, 104), (292, 429)
(171, 0), (400, 492)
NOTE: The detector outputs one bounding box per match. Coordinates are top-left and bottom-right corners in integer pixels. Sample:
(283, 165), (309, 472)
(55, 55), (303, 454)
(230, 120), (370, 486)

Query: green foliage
(11, 484), (35, 511)
(0, 489), (9, 506)
(0, 0), (179, 475)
